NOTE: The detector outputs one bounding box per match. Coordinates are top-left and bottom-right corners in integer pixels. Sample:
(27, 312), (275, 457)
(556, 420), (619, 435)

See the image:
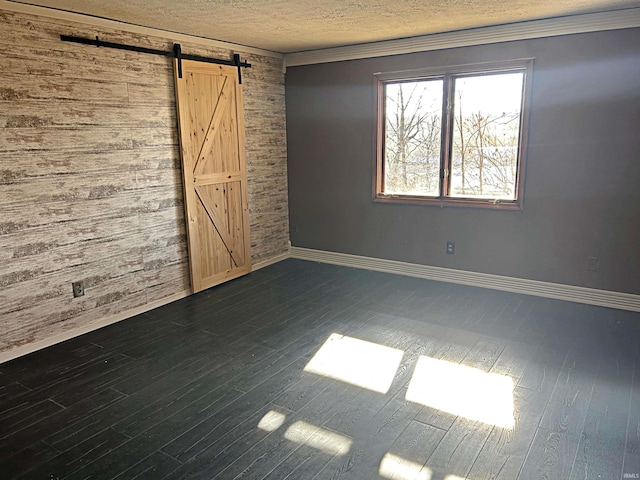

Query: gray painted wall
(286, 28), (640, 294)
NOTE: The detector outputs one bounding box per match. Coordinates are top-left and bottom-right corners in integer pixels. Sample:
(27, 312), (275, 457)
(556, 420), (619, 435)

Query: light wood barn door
(174, 60), (251, 293)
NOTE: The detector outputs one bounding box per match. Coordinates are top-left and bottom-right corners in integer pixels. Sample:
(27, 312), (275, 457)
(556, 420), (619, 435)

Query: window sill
(374, 194), (523, 211)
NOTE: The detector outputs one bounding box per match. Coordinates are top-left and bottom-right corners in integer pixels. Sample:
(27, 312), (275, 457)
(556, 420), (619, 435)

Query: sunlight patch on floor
(284, 421), (353, 456)
(379, 452), (432, 480)
(257, 410), (286, 432)
(304, 333), (404, 394)
(406, 356), (514, 428)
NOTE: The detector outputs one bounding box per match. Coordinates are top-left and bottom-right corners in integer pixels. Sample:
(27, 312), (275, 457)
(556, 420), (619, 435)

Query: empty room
(1, 0), (639, 479)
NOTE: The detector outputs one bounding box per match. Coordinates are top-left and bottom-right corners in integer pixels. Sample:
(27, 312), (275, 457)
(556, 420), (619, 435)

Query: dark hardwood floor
(1, 259), (639, 480)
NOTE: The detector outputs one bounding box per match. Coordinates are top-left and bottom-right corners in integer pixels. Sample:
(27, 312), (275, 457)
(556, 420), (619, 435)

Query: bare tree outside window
(450, 72), (524, 199)
(375, 59), (532, 210)
(384, 79), (442, 197)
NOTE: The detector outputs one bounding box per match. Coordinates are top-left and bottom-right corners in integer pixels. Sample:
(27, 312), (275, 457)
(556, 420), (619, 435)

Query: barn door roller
(60, 35), (251, 82)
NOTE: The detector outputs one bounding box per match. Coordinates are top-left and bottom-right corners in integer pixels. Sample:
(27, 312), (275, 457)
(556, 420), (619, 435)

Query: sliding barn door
(174, 60), (251, 293)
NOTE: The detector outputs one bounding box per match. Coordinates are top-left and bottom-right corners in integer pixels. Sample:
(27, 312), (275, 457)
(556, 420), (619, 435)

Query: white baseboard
(252, 251), (290, 271)
(0, 290), (190, 365)
(4, 246), (637, 364)
(290, 246), (640, 313)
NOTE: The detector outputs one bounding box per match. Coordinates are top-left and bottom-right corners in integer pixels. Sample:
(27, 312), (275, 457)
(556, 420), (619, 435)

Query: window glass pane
(384, 79), (443, 196)
(450, 72), (524, 200)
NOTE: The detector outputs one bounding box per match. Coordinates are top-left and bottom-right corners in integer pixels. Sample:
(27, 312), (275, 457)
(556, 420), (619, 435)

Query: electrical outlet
(446, 241), (455, 255)
(586, 256), (599, 272)
(72, 280), (84, 298)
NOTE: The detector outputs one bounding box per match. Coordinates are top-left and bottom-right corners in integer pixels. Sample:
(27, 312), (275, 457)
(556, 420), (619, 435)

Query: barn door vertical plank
(174, 60), (251, 293)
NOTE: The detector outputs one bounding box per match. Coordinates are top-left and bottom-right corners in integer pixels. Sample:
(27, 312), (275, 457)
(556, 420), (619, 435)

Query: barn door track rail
(60, 35), (251, 82)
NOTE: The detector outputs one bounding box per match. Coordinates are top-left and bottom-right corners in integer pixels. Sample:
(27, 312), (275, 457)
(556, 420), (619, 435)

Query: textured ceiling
(10, 0), (640, 52)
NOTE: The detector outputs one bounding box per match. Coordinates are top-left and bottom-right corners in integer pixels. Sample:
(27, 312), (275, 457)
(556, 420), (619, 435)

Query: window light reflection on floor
(406, 356), (515, 428)
(284, 421), (353, 456)
(257, 410), (286, 432)
(304, 333), (404, 394)
(379, 452), (432, 480)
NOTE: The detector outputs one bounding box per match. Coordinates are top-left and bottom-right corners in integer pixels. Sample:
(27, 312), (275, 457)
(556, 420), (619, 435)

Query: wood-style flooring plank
(112, 451), (183, 480)
(161, 403), (289, 479)
(538, 346), (600, 437)
(312, 390), (423, 480)
(161, 358), (310, 463)
(0, 440), (60, 479)
(0, 351), (125, 409)
(1, 342), (108, 389)
(517, 343), (566, 395)
(0, 398), (63, 438)
(16, 428), (130, 480)
(261, 386), (380, 480)
(624, 354), (640, 479)
(0, 259), (636, 480)
(107, 339), (234, 396)
(467, 387), (550, 480)
(517, 427), (579, 480)
(61, 388), (241, 480)
(42, 348), (247, 452)
(0, 387), (125, 462)
(212, 384), (355, 480)
(570, 342), (635, 480)
(380, 420), (445, 478)
(490, 339), (537, 383)
(422, 417), (494, 480)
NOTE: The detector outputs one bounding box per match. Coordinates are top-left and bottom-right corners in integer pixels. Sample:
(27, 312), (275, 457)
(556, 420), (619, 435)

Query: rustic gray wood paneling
(0, 9), (289, 353)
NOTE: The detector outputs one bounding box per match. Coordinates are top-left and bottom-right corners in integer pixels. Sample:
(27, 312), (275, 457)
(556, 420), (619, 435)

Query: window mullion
(440, 74), (455, 198)
(377, 79), (387, 197)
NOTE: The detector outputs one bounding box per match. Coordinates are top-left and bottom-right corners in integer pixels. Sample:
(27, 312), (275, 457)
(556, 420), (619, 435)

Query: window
(374, 59), (533, 209)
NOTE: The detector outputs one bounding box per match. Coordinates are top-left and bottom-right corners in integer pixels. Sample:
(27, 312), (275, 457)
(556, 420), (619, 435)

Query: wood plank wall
(0, 9), (289, 353)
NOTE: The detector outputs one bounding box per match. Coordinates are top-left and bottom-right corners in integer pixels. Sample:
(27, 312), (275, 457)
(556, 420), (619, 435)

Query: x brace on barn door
(60, 35), (252, 83)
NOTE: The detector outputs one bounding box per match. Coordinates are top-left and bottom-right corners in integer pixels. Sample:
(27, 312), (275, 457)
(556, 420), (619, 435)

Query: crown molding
(290, 247), (640, 312)
(0, 0), (283, 58)
(284, 8), (640, 67)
